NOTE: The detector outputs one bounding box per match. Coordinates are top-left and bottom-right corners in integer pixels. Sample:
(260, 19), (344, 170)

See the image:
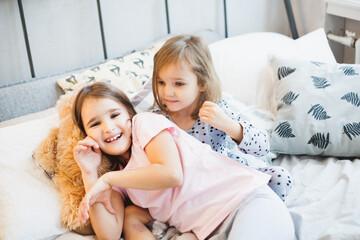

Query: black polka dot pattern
(257, 166), (292, 201)
(184, 99), (270, 158)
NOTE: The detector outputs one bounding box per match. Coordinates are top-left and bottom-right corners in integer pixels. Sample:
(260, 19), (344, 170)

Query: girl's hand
(78, 175), (114, 223)
(199, 101), (232, 132)
(74, 136), (102, 175)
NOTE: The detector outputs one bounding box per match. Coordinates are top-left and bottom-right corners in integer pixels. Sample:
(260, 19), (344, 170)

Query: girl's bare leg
(124, 205), (155, 240)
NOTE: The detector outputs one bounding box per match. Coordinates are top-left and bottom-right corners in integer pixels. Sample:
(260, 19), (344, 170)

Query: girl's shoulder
(134, 111), (165, 121)
(132, 112), (180, 147)
(133, 112), (174, 129)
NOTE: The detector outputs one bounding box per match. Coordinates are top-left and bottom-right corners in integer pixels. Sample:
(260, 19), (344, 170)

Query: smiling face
(81, 97), (132, 157)
(157, 61), (203, 116)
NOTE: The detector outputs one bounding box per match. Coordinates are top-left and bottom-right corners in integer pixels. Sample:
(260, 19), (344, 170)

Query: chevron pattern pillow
(57, 41), (164, 99)
(269, 56), (360, 157)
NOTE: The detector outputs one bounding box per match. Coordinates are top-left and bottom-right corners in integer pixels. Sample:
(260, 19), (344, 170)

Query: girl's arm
(199, 101), (243, 142)
(74, 137), (125, 239)
(78, 130), (183, 222)
(104, 129), (183, 190)
(81, 172), (125, 240)
(199, 100), (270, 156)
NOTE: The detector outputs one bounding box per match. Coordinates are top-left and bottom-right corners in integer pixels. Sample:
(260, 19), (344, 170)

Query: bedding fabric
(0, 114), (69, 240)
(274, 155), (360, 240)
(270, 57), (360, 157)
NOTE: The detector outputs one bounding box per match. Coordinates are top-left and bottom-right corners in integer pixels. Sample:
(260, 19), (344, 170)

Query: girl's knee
(124, 205), (153, 223)
(124, 205), (154, 239)
(258, 166), (292, 201)
(125, 205), (142, 217)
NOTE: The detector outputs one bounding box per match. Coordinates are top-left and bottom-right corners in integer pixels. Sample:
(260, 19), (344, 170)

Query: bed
(1, 27), (360, 240)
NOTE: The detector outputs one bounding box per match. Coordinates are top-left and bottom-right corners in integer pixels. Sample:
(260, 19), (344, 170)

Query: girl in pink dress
(73, 82), (294, 240)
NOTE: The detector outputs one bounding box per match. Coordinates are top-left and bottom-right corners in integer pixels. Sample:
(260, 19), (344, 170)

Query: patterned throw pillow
(57, 41), (164, 99)
(270, 56), (360, 157)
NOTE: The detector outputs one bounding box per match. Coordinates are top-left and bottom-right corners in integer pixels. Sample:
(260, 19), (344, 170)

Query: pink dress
(115, 112), (270, 240)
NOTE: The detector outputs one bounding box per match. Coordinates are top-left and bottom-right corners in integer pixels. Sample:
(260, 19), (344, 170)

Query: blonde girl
(73, 82), (294, 240)
(152, 34), (292, 201)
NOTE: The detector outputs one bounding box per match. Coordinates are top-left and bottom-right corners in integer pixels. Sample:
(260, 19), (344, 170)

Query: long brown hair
(152, 34), (221, 119)
(72, 82), (137, 168)
(72, 82), (137, 135)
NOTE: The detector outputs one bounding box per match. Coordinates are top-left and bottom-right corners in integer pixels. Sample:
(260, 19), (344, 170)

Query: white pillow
(0, 114), (69, 239)
(269, 56), (360, 157)
(209, 28), (336, 114)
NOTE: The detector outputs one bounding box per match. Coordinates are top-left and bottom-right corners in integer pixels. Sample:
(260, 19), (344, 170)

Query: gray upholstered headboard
(0, 74), (63, 122)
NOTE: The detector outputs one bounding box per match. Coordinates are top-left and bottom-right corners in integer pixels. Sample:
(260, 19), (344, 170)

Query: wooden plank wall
(0, 0), (289, 87)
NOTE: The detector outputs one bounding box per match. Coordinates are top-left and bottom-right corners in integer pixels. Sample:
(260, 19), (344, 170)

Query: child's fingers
(88, 189), (101, 206)
(77, 138), (99, 149)
(85, 136), (100, 149)
(78, 208), (86, 224)
(199, 116), (209, 123)
(202, 101), (216, 107)
(92, 145), (102, 154)
(73, 145), (86, 154)
(103, 200), (116, 215)
(200, 104), (216, 113)
(199, 108), (213, 119)
(78, 200), (89, 224)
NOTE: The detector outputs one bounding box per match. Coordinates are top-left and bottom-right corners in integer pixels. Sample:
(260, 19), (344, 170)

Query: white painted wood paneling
(23, 0), (104, 77)
(325, 0), (360, 21)
(227, 0), (289, 37)
(168, 0), (225, 37)
(101, 0), (168, 59)
(0, 0), (32, 87)
(0, 0), (299, 83)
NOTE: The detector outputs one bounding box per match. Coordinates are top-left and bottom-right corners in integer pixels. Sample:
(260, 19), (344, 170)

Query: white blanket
(275, 155), (360, 240)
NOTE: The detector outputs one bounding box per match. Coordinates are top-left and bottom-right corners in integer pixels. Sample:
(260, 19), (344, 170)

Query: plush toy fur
(34, 91), (112, 234)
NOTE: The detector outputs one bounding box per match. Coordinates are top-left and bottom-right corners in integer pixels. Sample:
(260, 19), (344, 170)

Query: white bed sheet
(275, 155), (360, 240)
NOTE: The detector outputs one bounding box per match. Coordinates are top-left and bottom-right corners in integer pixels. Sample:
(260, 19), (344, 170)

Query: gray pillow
(270, 56), (360, 157)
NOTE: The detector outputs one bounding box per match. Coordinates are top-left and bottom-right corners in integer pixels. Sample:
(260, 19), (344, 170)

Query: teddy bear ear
(33, 127), (59, 177)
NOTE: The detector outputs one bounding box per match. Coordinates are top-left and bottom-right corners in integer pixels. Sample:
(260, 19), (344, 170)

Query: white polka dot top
(152, 98), (270, 164)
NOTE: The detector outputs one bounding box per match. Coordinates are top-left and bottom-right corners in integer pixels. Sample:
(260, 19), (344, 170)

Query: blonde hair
(152, 34), (221, 119)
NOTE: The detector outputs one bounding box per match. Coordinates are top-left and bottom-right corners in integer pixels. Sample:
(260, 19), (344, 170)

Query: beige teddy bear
(34, 91), (112, 234)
